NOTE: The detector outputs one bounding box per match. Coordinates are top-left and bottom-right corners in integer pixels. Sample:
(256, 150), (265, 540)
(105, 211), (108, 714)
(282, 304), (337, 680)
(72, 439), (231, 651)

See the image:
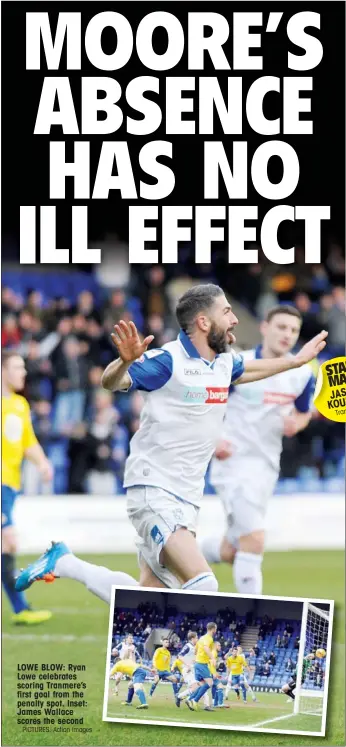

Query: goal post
(294, 601), (333, 719)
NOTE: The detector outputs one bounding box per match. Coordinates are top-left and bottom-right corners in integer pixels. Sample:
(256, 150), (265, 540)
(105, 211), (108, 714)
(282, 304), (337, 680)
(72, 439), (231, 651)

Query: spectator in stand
(320, 286), (346, 353)
(1, 314), (21, 348)
(17, 309), (34, 342)
(294, 637), (300, 650)
(255, 662), (264, 676)
(52, 336), (90, 434)
(282, 630), (289, 648)
(326, 242), (345, 284)
(26, 289), (44, 312)
(102, 289), (128, 326)
(253, 644), (259, 657)
(276, 634), (281, 648)
(262, 651), (268, 662)
(74, 290), (96, 318)
(50, 316), (73, 366)
(268, 651), (276, 666)
(263, 662), (271, 677)
(80, 389), (127, 495)
(294, 292), (322, 342)
(71, 312), (89, 337)
(2, 287), (22, 315)
(267, 618), (275, 634)
(22, 399), (54, 495)
(286, 658), (295, 672)
(24, 340), (53, 400)
(138, 266), (171, 321)
(85, 316), (114, 367)
(88, 365), (103, 392)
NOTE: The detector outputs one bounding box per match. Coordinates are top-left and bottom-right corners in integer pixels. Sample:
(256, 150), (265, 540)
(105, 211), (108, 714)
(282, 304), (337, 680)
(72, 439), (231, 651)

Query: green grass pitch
(2, 550), (345, 747)
(106, 679), (323, 733)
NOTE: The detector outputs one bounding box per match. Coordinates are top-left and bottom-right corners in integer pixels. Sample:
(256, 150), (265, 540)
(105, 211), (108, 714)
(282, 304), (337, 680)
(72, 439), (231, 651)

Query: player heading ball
(16, 285), (328, 601)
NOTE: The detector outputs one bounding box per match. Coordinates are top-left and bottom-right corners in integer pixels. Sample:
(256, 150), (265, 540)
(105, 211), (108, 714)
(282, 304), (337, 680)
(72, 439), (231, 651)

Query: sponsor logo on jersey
(182, 386), (228, 403)
(184, 368), (202, 375)
(263, 392), (296, 405)
(206, 387), (228, 403)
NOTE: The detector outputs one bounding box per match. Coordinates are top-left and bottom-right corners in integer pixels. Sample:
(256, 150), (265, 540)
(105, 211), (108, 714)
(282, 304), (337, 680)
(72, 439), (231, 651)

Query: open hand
(294, 330), (328, 366)
(111, 320), (154, 363)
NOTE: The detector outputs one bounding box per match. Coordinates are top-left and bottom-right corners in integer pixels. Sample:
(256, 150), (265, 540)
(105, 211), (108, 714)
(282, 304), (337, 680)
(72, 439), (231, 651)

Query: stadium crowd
(2, 239), (345, 495)
(111, 603), (326, 691)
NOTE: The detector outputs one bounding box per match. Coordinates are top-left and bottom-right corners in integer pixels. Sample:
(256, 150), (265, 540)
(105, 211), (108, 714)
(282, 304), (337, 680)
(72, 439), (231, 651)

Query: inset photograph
(103, 587), (333, 736)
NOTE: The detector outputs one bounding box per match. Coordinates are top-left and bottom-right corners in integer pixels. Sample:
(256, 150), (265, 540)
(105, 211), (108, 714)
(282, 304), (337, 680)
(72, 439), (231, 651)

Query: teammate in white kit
(16, 287), (327, 602)
(111, 634), (140, 695)
(112, 634), (139, 661)
(202, 305), (316, 595)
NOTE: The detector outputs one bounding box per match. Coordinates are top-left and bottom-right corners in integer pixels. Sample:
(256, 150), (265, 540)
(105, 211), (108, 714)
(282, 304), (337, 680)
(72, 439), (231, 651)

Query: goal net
(294, 602), (332, 719)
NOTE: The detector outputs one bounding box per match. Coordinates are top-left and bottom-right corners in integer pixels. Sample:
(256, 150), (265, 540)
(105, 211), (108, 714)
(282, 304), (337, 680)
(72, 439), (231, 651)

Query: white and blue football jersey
(123, 330), (244, 507)
(179, 641), (196, 667)
(215, 345), (315, 472)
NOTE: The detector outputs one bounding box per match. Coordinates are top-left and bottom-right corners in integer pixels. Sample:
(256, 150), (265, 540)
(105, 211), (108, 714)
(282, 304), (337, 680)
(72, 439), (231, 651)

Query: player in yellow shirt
(209, 641), (229, 709)
(109, 658), (151, 709)
(186, 622), (217, 711)
(225, 645), (248, 702)
(171, 658), (184, 676)
(149, 638), (180, 699)
(2, 352), (53, 625)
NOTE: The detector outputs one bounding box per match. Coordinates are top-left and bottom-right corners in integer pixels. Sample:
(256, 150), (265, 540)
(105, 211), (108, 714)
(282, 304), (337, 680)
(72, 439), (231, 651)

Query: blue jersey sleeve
(231, 352), (245, 383)
(128, 349), (173, 392)
(295, 374), (315, 412)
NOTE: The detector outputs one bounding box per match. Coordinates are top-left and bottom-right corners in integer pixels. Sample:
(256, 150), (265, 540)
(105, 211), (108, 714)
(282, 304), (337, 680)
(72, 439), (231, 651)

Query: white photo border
(102, 586), (334, 738)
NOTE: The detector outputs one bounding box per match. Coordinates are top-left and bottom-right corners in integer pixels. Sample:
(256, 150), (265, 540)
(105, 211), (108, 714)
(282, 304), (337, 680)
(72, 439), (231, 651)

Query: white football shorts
(209, 456), (278, 544)
(182, 665), (196, 686)
(126, 485), (199, 588)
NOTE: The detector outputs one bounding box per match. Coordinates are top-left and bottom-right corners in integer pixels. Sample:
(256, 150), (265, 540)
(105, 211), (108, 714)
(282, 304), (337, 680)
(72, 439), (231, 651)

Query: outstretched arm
(234, 331), (327, 385)
(101, 320), (154, 392)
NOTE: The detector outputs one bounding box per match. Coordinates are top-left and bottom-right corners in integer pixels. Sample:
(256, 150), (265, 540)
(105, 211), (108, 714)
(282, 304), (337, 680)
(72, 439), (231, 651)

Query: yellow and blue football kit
(194, 633), (214, 682)
(111, 659), (148, 708)
(2, 392), (51, 625)
(152, 646), (171, 678)
(111, 658), (147, 684)
(2, 393), (37, 527)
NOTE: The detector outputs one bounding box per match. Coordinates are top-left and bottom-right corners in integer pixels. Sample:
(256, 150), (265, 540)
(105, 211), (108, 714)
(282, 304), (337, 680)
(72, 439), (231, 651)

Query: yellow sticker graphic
(313, 357), (346, 422)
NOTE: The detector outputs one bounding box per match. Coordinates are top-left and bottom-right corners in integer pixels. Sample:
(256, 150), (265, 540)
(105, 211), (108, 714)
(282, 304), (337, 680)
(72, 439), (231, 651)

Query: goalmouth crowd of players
(109, 623), (258, 712)
(109, 623), (326, 714)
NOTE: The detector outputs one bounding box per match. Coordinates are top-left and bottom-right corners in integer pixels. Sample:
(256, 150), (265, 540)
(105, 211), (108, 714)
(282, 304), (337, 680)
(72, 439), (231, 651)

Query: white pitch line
(250, 712), (298, 729)
(3, 633), (104, 642)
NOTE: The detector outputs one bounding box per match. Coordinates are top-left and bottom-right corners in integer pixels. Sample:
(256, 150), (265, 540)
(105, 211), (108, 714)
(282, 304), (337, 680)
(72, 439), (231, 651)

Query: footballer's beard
(207, 322), (235, 354)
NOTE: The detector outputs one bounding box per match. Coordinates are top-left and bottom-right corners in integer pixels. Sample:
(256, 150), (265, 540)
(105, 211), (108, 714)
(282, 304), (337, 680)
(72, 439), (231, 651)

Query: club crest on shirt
(3, 414), (23, 442)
